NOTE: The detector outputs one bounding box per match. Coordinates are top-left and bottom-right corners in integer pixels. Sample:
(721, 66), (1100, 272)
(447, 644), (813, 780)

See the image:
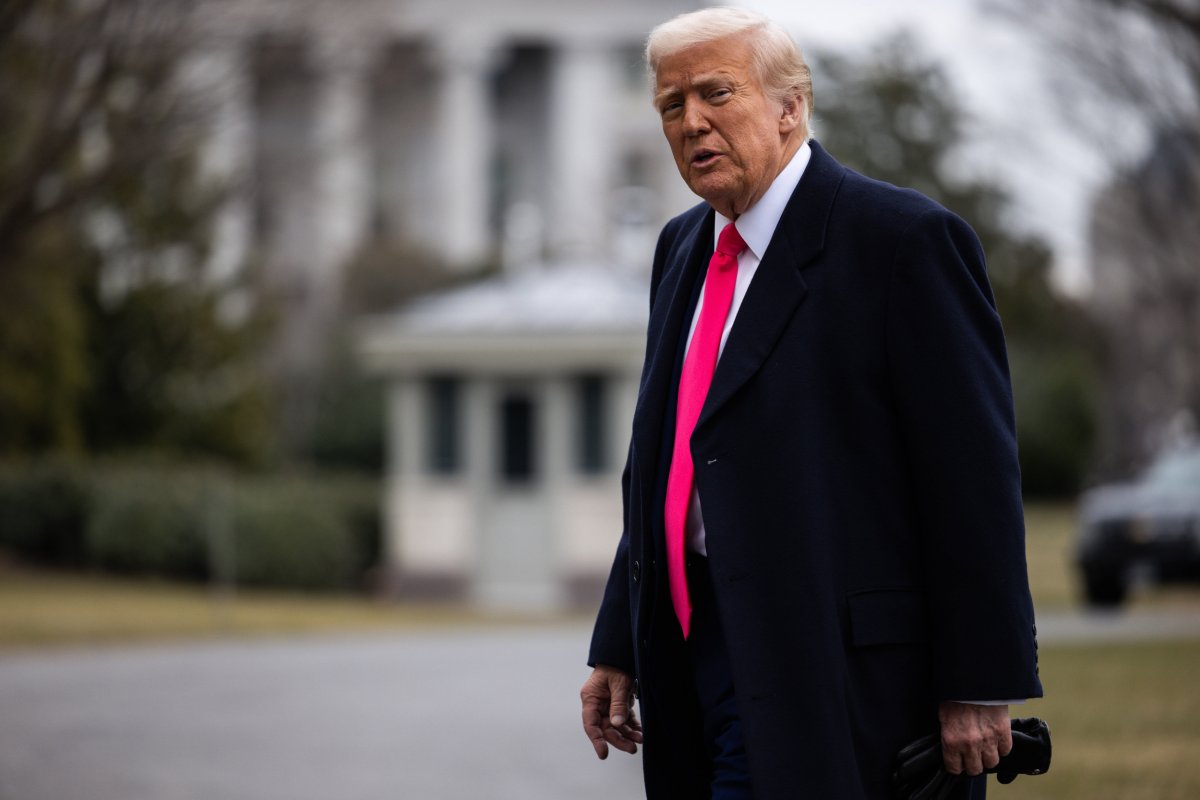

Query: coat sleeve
(585, 214), (686, 674)
(885, 208), (1043, 702)
(587, 444), (636, 673)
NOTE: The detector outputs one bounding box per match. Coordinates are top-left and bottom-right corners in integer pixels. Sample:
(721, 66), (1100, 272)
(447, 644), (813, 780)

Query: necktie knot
(715, 222), (746, 260)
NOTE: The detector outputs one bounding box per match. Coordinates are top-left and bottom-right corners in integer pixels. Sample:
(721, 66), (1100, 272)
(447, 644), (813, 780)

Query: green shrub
(230, 486), (357, 590)
(0, 460), (381, 591)
(1011, 347), (1099, 498)
(86, 469), (208, 578)
(314, 475), (383, 582)
(0, 460), (90, 565)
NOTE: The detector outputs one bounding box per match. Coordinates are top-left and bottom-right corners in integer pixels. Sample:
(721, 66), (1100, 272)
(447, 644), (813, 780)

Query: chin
(688, 177), (736, 208)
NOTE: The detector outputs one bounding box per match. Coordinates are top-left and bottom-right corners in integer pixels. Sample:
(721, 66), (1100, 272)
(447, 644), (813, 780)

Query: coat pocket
(847, 588), (930, 647)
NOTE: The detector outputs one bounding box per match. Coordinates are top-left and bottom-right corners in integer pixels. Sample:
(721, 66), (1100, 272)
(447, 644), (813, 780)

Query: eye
(709, 87), (732, 101)
(660, 101), (683, 118)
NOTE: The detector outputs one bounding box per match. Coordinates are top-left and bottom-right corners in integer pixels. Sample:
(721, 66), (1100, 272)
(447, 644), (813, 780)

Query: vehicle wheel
(1083, 568), (1127, 607)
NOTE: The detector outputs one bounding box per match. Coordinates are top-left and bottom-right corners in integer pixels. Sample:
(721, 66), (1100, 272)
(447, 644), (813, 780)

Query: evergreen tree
(813, 33), (1100, 495)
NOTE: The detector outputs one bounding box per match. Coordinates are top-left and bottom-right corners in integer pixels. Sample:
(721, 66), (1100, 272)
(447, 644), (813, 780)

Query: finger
(581, 702), (609, 760)
(609, 694), (630, 728)
(942, 747), (964, 776)
(603, 725), (639, 754)
(586, 722), (610, 759)
(615, 722), (644, 743)
(605, 710), (644, 747)
(981, 742), (1002, 771)
(997, 726), (1014, 758)
(615, 707), (644, 737)
(962, 747), (985, 777)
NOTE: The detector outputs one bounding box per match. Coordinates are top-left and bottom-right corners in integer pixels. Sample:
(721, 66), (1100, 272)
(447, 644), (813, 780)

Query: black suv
(1076, 444), (1200, 607)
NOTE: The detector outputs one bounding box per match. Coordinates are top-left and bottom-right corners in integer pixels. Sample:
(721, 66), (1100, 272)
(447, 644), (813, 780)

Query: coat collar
(695, 139), (845, 432)
(631, 140), (846, 477)
(629, 202), (713, 477)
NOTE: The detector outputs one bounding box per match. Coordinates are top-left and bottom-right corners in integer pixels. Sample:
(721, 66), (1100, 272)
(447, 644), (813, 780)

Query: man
(579, 8), (1042, 800)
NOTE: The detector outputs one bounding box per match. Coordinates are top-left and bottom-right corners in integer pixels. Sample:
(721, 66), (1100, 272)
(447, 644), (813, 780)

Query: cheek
(723, 123), (753, 158)
(665, 129), (686, 161)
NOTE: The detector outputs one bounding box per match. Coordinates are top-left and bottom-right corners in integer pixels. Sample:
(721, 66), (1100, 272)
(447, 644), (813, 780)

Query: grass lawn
(0, 568), (549, 649)
(1023, 502), (1200, 611)
(1018, 639), (1200, 800)
(1024, 502), (1081, 609)
(988, 503), (1200, 798)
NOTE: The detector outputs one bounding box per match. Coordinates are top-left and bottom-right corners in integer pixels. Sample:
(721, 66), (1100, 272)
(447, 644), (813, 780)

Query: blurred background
(0, 0), (1197, 798)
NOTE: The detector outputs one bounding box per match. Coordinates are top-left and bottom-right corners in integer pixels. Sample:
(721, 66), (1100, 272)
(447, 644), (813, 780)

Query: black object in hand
(891, 717), (1051, 800)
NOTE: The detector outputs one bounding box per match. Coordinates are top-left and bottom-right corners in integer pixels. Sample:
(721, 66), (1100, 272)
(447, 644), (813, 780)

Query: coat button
(632, 560), (641, 583)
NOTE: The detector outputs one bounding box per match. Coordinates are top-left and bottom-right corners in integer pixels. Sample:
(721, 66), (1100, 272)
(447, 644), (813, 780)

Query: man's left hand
(938, 702), (1012, 776)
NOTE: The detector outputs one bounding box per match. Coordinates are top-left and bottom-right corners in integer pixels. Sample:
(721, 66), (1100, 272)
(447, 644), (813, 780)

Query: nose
(681, 99), (709, 137)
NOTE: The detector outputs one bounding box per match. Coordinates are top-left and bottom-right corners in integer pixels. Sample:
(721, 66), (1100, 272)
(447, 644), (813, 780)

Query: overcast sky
(737, 0), (1113, 293)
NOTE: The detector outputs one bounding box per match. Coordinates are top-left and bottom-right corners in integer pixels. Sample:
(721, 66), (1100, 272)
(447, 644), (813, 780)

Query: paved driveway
(3, 611), (1199, 800)
(0, 626), (643, 800)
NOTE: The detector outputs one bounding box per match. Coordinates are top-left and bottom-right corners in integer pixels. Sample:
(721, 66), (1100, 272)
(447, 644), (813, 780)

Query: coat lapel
(696, 141), (846, 433)
(631, 206), (714, 489)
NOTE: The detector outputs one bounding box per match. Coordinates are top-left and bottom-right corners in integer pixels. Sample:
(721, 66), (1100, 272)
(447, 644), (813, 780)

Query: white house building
(359, 264), (649, 610)
(182, 0), (707, 610)
(190, 0), (701, 283)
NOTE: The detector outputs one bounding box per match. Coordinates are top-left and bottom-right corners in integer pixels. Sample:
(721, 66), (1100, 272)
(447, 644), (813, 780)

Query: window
(576, 375), (608, 475)
(499, 392), (536, 483)
(426, 376), (461, 475)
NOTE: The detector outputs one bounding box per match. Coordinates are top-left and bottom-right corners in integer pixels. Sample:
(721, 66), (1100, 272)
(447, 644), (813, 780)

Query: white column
(540, 376), (572, 608)
(541, 373), (573, 524)
(548, 40), (620, 262)
(391, 378), (423, 478)
(312, 42), (374, 296)
(432, 38), (498, 270)
(464, 377), (496, 518)
(465, 376), (496, 600)
(614, 372), (640, 474)
(386, 379), (423, 575)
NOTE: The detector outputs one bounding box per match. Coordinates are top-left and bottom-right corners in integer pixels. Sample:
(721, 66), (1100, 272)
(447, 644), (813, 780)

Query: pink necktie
(664, 222), (746, 639)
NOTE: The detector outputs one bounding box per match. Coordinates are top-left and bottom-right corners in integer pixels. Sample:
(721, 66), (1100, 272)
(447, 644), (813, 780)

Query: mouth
(691, 149), (722, 168)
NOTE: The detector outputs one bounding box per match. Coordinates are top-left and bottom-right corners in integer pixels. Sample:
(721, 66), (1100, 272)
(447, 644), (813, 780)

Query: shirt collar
(714, 141), (812, 260)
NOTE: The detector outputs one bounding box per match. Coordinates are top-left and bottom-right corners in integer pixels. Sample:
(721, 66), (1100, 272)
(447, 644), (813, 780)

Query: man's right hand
(580, 664), (644, 759)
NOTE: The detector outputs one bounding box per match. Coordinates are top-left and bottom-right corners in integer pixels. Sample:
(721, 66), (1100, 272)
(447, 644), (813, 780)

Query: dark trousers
(686, 554), (753, 800)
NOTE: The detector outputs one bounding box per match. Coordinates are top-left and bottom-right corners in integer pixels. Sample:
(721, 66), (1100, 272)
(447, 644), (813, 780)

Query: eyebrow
(653, 72), (738, 109)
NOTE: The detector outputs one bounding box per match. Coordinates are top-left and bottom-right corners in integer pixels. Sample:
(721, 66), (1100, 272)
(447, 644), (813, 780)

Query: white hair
(645, 7), (814, 138)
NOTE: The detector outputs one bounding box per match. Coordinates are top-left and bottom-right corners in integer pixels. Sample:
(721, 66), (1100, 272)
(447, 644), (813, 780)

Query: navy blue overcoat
(588, 141), (1043, 799)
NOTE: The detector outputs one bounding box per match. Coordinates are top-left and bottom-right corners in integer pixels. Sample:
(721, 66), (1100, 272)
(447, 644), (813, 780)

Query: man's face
(654, 33), (802, 219)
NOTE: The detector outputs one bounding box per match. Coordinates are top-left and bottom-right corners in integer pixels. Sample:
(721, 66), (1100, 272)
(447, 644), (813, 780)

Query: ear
(778, 93), (804, 135)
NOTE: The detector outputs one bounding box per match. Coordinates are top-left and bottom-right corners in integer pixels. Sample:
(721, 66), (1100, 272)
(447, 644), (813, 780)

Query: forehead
(654, 34), (757, 92)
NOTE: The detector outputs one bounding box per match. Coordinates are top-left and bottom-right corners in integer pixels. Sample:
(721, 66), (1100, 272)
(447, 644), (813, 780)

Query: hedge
(0, 460), (381, 592)
(0, 459), (91, 566)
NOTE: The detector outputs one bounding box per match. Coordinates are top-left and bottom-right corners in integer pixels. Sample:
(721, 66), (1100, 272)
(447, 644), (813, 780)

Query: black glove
(891, 717), (1052, 800)
(994, 717), (1052, 784)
